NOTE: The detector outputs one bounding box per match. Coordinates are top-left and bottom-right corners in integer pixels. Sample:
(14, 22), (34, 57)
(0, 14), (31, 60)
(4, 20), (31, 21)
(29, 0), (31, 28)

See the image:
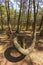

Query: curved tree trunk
(13, 0), (36, 55)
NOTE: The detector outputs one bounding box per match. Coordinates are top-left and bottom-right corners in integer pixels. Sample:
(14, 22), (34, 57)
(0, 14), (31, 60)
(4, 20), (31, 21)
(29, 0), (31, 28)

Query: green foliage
(39, 9), (43, 15)
(0, 4), (43, 31)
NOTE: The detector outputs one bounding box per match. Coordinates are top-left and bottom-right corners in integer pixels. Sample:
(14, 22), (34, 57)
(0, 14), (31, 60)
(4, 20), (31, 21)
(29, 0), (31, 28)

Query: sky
(0, 0), (43, 11)
(11, 0), (43, 9)
(10, 0), (20, 11)
(0, 0), (20, 11)
(11, 0), (43, 11)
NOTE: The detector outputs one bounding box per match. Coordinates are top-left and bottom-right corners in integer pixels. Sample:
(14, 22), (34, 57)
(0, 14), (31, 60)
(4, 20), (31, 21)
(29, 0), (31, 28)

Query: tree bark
(26, 0), (30, 31)
(39, 16), (43, 30)
(5, 0), (11, 31)
(16, 0), (22, 33)
(0, 5), (3, 31)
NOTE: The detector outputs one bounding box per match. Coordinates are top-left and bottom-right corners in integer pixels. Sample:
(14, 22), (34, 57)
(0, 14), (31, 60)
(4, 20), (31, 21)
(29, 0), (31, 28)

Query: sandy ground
(0, 34), (43, 65)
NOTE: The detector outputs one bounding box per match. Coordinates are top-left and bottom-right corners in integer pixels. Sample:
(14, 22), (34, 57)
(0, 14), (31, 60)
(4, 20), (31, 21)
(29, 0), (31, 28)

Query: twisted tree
(13, 0), (36, 55)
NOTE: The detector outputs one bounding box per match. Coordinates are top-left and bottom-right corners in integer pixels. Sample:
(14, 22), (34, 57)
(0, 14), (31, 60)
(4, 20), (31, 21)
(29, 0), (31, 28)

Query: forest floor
(0, 33), (43, 65)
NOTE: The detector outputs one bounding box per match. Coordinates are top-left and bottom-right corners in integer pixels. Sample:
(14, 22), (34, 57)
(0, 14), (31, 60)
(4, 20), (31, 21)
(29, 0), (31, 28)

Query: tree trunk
(0, 5), (3, 31)
(16, 0), (22, 33)
(32, 0), (36, 36)
(26, 0), (30, 31)
(39, 16), (43, 31)
(13, 0), (36, 55)
(5, 0), (11, 31)
(40, 29), (43, 36)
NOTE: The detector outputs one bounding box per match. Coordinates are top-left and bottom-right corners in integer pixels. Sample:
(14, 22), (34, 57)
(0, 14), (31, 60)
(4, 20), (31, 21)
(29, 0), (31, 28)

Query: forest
(0, 0), (43, 65)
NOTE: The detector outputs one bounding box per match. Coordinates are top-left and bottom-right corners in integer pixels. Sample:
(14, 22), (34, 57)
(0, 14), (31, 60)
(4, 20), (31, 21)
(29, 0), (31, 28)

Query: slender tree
(39, 16), (43, 36)
(32, 0), (36, 43)
(39, 16), (43, 30)
(26, 0), (31, 31)
(33, 0), (36, 32)
(20, 0), (26, 31)
(0, 4), (3, 31)
(36, 0), (39, 15)
(16, 0), (22, 33)
(5, 0), (11, 31)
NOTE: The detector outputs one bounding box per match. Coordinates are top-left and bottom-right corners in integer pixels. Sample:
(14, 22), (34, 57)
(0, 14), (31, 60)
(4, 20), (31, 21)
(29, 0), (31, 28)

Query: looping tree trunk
(13, 30), (36, 55)
(13, 0), (36, 55)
